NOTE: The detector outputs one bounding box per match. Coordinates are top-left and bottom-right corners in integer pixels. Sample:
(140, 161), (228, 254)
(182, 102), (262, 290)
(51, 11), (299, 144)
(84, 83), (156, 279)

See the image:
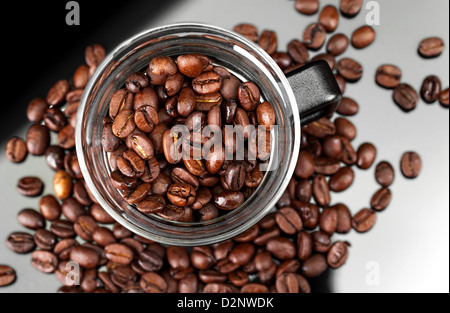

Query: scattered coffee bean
(340, 0), (363, 17)
(400, 152), (422, 179)
(352, 26), (376, 49)
(375, 161), (395, 187)
(376, 65), (402, 89)
(393, 83), (418, 112)
(419, 37), (445, 58)
(421, 75), (441, 103)
(295, 0), (319, 15)
(0, 265), (16, 287)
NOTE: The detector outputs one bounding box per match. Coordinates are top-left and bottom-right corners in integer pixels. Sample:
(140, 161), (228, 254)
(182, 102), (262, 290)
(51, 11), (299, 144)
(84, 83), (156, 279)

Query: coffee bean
(31, 250), (58, 273)
(257, 101), (276, 130)
(192, 72), (222, 95)
(301, 254), (328, 278)
(167, 183), (196, 207)
(312, 53), (336, 70)
(136, 195), (165, 214)
(0, 265), (16, 287)
(45, 146), (66, 172)
(294, 150), (315, 179)
(17, 177), (44, 197)
(337, 58), (363, 82)
(340, 0), (363, 17)
(400, 151), (422, 179)
(327, 33), (349, 56)
(70, 246), (100, 269)
(371, 187), (392, 211)
(141, 272), (168, 293)
(352, 208), (377, 233)
(85, 44), (105, 67)
(54, 239), (78, 261)
(39, 195), (62, 221)
(92, 227), (116, 247)
(34, 229), (57, 251)
(241, 283), (268, 293)
(329, 166), (354, 192)
(376, 65), (402, 89)
(5, 137), (28, 163)
(18, 208), (45, 230)
(6, 232), (35, 254)
(26, 124), (50, 156)
(297, 231), (313, 261)
(419, 37), (445, 58)
(295, 0), (319, 15)
(336, 97), (359, 116)
(105, 243), (134, 265)
(266, 237), (296, 260)
(319, 5), (339, 32)
(228, 244), (255, 266)
(233, 24), (258, 42)
(123, 183), (151, 205)
(53, 170), (73, 200)
(276, 207), (303, 235)
(356, 143), (377, 169)
(319, 207), (338, 236)
(375, 161), (395, 187)
(126, 72), (149, 93)
(334, 74), (347, 94)
(287, 40), (309, 65)
(439, 88), (449, 107)
(334, 203), (352, 234)
(352, 26), (376, 49)
(214, 191), (244, 210)
(27, 98), (48, 123)
(313, 175), (331, 207)
(421, 75), (442, 103)
(259, 30), (278, 55)
(335, 117), (356, 141)
(47, 79), (70, 107)
(303, 23), (326, 50)
(311, 231), (331, 253)
(295, 202), (319, 230)
(393, 83), (419, 112)
(327, 241), (350, 269)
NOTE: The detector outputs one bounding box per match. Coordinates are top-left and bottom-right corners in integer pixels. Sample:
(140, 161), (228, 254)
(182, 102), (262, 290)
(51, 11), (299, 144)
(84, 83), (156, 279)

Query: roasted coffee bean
(190, 247), (215, 270)
(241, 283), (268, 293)
(401, 152), (422, 179)
(54, 239), (78, 261)
(85, 44), (105, 67)
(198, 203), (219, 222)
(166, 246), (190, 270)
(319, 5), (339, 32)
(45, 146), (66, 171)
(205, 146), (225, 175)
(337, 58), (363, 82)
(89, 204), (114, 224)
(0, 265), (16, 287)
(57, 125), (76, 150)
(184, 159), (206, 177)
(259, 30), (278, 55)
(266, 237), (296, 260)
(220, 162), (246, 191)
(136, 195), (165, 214)
(311, 231), (331, 253)
(301, 254), (328, 278)
(70, 246), (100, 269)
(43, 108), (67, 132)
(53, 170), (73, 200)
(336, 97), (359, 116)
(47, 79), (70, 107)
(237, 82), (260, 112)
(320, 207), (338, 235)
(151, 172), (172, 195)
(352, 26), (376, 49)
(192, 72), (222, 95)
(356, 143), (377, 169)
(376, 65), (402, 89)
(123, 183), (152, 205)
(74, 215), (98, 242)
(335, 203), (352, 234)
(295, 0), (319, 15)
(371, 187), (392, 211)
(303, 23), (326, 50)
(117, 150), (145, 178)
(287, 40), (309, 65)
(327, 241), (350, 269)
(271, 52), (292, 70)
(112, 110), (136, 138)
(295, 202), (320, 230)
(39, 195), (62, 221)
(276, 273), (299, 293)
(393, 83), (419, 112)
(5, 137), (28, 163)
(375, 161), (395, 187)
(167, 183), (196, 207)
(157, 205), (193, 223)
(104, 243), (134, 265)
(314, 157), (340, 175)
(6, 232), (35, 254)
(440, 88), (449, 107)
(27, 98), (48, 123)
(233, 224), (260, 243)
(17, 177), (44, 198)
(327, 33), (349, 56)
(31, 250), (58, 273)
(110, 170), (138, 191)
(340, 0), (363, 17)
(214, 191), (245, 210)
(421, 75), (442, 103)
(419, 37), (445, 58)
(34, 229), (57, 250)
(126, 72), (149, 93)
(294, 151), (315, 179)
(295, 179), (312, 203)
(50, 220), (75, 238)
(148, 56), (178, 86)
(313, 175), (331, 207)
(303, 118), (335, 138)
(233, 24), (258, 42)
(109, 89), (134, 119)
(27, 124), (50, 156)
(172, 167), (199, 190)
(257, 101), (276, 130)
(352, 209), (376, 233)
(339, 136), (357, 165)
(93, 227), (116, 247)
(228, 244), (255, 266)
(177, 54), (204, 78)
(18, 209), (46, 230)
(297, 231), (313, 261)
(228, 270), (249, 288)
(329, 166), (354, 192)
(102, 121), (121, 152)
(322, 136), (342, 159)
(276, 207), (302, 235)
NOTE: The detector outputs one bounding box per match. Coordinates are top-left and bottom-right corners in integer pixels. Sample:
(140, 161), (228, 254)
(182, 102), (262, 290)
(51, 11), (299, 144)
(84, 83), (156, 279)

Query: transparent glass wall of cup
(76, 23), (341, 246)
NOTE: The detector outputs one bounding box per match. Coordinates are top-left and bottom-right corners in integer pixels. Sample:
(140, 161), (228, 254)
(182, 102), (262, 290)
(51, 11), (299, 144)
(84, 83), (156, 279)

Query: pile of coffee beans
(102, 54), (275, 222)
(3, 0), (437, 293)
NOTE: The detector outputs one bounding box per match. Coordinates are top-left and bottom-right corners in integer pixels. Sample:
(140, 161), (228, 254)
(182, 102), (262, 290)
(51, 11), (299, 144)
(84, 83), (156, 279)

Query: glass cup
(76, 23), (340, 246)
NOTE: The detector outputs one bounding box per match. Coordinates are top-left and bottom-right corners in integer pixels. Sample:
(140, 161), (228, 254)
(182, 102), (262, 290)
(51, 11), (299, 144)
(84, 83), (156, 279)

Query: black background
(1, 0), (181, 141)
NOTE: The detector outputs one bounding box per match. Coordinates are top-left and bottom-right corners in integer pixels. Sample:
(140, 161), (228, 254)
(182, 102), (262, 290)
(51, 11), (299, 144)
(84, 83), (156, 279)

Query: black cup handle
(286, 60), (342, 125)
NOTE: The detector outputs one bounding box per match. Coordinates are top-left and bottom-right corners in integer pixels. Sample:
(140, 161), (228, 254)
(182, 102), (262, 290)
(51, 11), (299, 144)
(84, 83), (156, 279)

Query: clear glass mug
(76, 23), (341, 246)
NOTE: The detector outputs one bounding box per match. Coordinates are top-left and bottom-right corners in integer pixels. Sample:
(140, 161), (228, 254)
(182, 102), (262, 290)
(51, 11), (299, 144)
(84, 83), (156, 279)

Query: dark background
(1, 0), (181, 141)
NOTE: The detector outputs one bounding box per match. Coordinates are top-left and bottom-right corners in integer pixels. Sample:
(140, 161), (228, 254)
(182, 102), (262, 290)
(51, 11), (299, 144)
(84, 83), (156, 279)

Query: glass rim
(75, 22), (301, 246)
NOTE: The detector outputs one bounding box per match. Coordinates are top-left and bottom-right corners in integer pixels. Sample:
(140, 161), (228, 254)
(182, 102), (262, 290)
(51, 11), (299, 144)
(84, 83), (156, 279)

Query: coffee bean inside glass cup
(102, 54), (277, 224)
